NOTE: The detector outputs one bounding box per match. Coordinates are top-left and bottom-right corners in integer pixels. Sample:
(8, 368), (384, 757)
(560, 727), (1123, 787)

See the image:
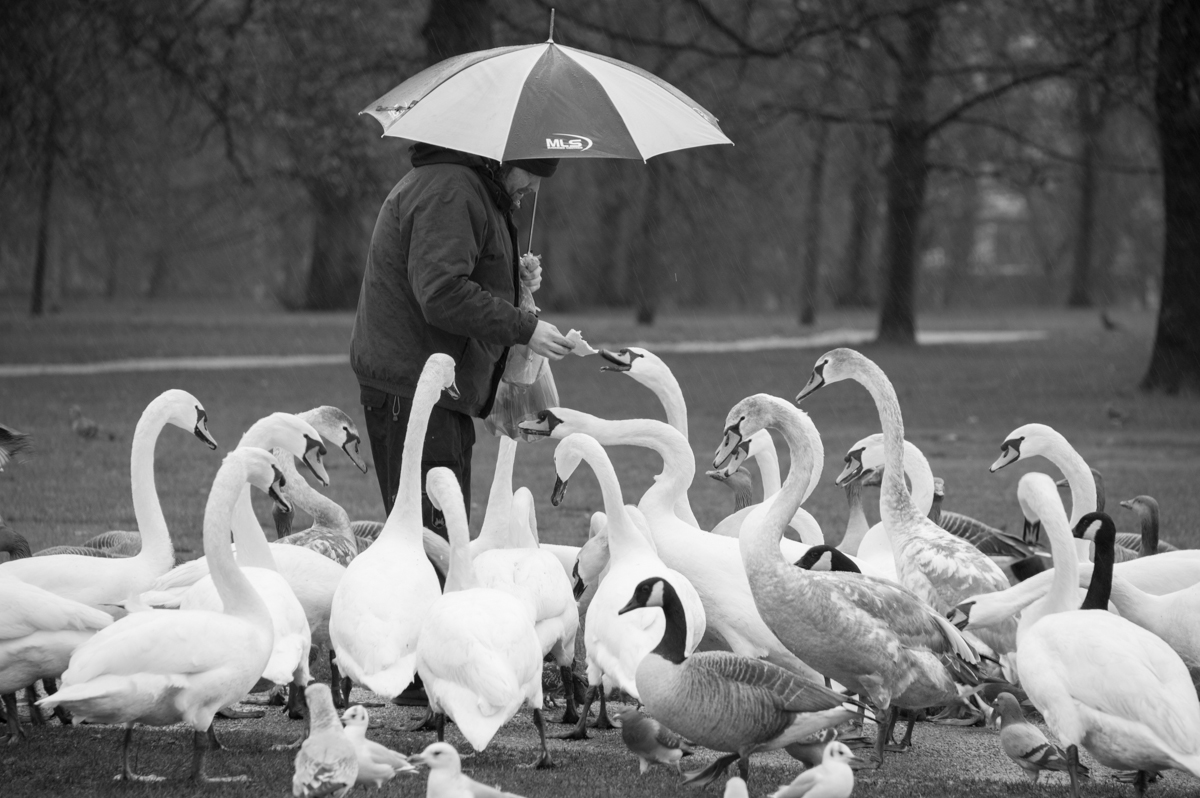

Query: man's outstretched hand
(528, 320), (575, 360)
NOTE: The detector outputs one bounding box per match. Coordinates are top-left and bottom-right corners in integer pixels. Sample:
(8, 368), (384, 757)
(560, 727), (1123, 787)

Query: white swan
(328, 354), (452, 698)
(39, 448), (283, 783)
(0, 390), (217, 609)
(598, 346), (823, 542)
(521, 408), (828, 682)
(714, 391), (981, 763)
(0, 581), (113, 742)
(547, 433), (706, 740)
(1015, 475), (1200, 796)
(415, 467), (550, 767)
(794, 349), (1013, 657)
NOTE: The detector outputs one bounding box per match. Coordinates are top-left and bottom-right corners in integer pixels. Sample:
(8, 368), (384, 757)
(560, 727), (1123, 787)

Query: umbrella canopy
(361, 40), (732, 162)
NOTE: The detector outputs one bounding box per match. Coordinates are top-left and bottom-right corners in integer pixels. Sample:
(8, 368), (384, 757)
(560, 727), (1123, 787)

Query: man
(350, 143), (574, 538)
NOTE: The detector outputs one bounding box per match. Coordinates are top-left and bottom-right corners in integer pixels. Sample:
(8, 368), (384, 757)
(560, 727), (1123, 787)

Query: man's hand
(520, 253), (543, 293)
(527, 320), (575, 360)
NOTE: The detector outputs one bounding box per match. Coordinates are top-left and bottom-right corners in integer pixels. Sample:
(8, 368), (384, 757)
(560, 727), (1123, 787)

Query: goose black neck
(1080, 512), (1116, 611)
(652, 580), (689, 665)
(796, 545), (862, 573)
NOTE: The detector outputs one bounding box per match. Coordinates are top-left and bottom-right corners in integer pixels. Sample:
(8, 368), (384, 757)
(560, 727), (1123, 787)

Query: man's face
(503, 167), (542, 208)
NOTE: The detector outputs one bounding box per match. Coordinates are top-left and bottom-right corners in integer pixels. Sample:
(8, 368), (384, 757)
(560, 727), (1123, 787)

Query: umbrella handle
(526, 189), (538, 255)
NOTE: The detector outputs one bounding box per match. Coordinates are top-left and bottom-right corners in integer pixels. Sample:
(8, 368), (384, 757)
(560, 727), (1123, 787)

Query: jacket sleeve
(405, 183), (538, 347)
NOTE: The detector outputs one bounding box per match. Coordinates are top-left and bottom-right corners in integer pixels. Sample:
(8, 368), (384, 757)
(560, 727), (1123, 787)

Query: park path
(0, 328), (1044, 378)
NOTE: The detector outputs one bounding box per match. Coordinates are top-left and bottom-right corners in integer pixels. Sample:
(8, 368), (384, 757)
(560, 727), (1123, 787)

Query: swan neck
(478, 437), (517, 546)
(581, 445), (653, 559)
(128, 401), (176, 570)
(1047, 437), (1095, 525)
(590, 418), (694, 513)
(441, 486), (477, 593)
(743, 400), (811, 562)
(636, 367), (688, 440)
(752, 431), (783, 497)
(1042, 512), (1082, 617)
(385, 370), (448, 542)
(651, 581), (689, 665)
(855, 359), (912, 516)
(904, 443), (935, 514)
(230, 486), (278, 570)
(841, 482), (868, 554)
(275, 451), (350, 534)
(205, 466), (270, 621)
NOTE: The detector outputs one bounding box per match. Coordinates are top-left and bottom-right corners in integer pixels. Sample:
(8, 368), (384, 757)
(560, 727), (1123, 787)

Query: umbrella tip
(548, 8), (555, 42)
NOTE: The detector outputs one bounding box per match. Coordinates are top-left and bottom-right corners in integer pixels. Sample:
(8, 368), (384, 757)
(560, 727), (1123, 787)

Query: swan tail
(427, 679), (521, 752)
(39, 674), (187, 723)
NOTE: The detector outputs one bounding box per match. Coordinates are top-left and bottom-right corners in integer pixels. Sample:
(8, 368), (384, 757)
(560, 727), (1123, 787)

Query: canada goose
(39, 448), (286, 783)
(619, 575), (859, 786)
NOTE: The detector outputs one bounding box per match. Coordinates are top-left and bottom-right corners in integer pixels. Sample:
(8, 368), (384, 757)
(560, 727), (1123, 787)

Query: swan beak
(795, 364), (826, 403)
(712, 423), (748, 471)
(519, 410), (561, 441)
(1022, 519), (1041, 546)
(302, 435), (331, 487)
(947, 601), (972, 630)
(571, 562), (587, 600)
(989, 438), (1023, 472)
(599, 348), (642, 372)
(269, 466), (293, 515)
(342, 433), (369, 473)
(835, 460), (864, 486)
(551, 476), (569, 506)
(194, 408), (219, 450)
(445, 381), (461, 401)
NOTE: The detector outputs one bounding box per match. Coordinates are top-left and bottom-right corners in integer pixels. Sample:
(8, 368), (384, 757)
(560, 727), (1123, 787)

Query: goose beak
(616, 596), (640, 615)
(303, 435), (331, 487)
(342, 433), (369, 473)
(1119, 498), (1134, 510)
(193, 408), (219, 450)
(551, 476), (569, 507)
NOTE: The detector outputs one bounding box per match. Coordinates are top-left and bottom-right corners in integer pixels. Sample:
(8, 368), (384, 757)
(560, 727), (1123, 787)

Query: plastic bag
(484, 283), (560, 439)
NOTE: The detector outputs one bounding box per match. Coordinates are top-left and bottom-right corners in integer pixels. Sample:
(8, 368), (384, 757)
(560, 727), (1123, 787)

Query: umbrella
(360, 22), (732, 162)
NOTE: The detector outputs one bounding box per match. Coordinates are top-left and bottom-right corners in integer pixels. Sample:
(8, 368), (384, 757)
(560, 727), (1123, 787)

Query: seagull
(996, 692), (1089, 783)
(408, 742), (526, 798)
(617, 708), (693, 775)
(341, 705), (417, 788)
(725, 776), (750, 798)
(293, 683), (358, 798)
(769, 741), (858, 798)
(0, 424), (32, 470)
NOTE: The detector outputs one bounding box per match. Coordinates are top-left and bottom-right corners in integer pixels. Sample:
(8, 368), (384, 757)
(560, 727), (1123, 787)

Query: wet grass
(2, 304), (1199, 796)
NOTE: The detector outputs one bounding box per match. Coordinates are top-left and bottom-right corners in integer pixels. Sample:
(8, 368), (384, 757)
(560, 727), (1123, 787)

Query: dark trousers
(360, 385), (474, 539)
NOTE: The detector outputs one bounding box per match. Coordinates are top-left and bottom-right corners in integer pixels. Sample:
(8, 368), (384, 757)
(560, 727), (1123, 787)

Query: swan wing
(0, 581), (113, 639)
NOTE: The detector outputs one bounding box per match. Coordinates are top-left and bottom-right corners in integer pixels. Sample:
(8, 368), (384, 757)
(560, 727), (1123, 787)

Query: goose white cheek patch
(565, 330), (599, 357)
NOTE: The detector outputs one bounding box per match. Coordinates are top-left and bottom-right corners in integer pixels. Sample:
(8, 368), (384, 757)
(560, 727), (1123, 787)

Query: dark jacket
(350, 146), (538, 418)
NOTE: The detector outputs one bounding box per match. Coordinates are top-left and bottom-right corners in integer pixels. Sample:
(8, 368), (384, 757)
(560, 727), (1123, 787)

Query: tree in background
(1142, 0), (1200, 393)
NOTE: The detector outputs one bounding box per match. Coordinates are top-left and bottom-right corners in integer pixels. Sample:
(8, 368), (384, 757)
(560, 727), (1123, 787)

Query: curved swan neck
(440, 483), (477, 593)
(841, 482), (868, 554)
(578, 444), (655, 559)
(477, 437), (517, 546)
(634, 366), (689, 440)
(750, 430), (783, 497)
(1043, 435), (1095, 526)
(1040, 508), (1081, 618)
(205, 464), (270, 621)
(651, 581), (689, 665)
(274, 450), (351, 534)
(742, 398), (816, 562)
(580, 417), (694, 514)
(851, 357), (916, 519)
(385, 367), (449, 542)
(507, 489), (538, 548)
(230, 487), (278, 570)
(1105, 574), (1150, 619)
(129, 398), (177, 571)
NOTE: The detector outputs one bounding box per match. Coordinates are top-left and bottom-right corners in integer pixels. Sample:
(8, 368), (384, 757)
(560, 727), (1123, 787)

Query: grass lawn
(1, 302), (1199, 797)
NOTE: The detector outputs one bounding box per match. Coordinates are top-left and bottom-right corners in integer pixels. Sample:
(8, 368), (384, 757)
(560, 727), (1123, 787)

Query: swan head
(156, 390), (219, 449)
(599, 347), (646, 373)
(300, 406), (369, 474)
(340, 704), (369, 729)
(795, 348), (862, 403)
(947, 600), (973, 630)
(547, 430), (603, 505)
(419, 353), (459, 400)
(228, 447), (293, 516)
(408, 741), (461, 772)
(518, 408), (565, 440)
(712, 394), (781, 474)
(989, 423), (1060, 472)
(573, 524), (610, 599)
(243, 413), (331, 487)
(618, 576), (669, 615)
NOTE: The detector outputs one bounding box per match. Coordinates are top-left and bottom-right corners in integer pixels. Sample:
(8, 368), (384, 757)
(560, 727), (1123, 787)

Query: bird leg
(592, 688), (615, 730)
(894, 710), (917, 749)
(328, 651), (352, 709)
(24, 686), (44, 726)
(436, 711), (445, 743)
(3, 692), (27, 745)
(526, 709), (556, 769)
(191, 728), (248, 783)
(554, 686), (597, 740)
(557, 665), (580, 725)
(680, 752), (740, 788)
(118, 726), (164, 782)
(207, 724), (224, 751)
(1135, 769), (1150, 798)
(286, 682), (308, 720)
(41, 678), (71, 725)
(1066, 744), (1081, 798)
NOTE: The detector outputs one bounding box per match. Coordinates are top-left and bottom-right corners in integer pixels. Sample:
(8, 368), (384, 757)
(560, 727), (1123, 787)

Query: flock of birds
(0, 345), (1197, 798)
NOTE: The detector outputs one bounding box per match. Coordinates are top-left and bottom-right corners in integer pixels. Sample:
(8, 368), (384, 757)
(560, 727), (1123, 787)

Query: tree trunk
(29, 96), (59, 317)
(631, 160), (665, 325)
(1141, 0), (1200, 393)
(421, 0), (493, 64)
(835, 126), (877, 308)
(876, 6), (940, 345)
(302, 189), (366, 310)
(1067, 78), (1100, 307)
(941, 174), (980, 307)
(798, 118), (831, 326)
